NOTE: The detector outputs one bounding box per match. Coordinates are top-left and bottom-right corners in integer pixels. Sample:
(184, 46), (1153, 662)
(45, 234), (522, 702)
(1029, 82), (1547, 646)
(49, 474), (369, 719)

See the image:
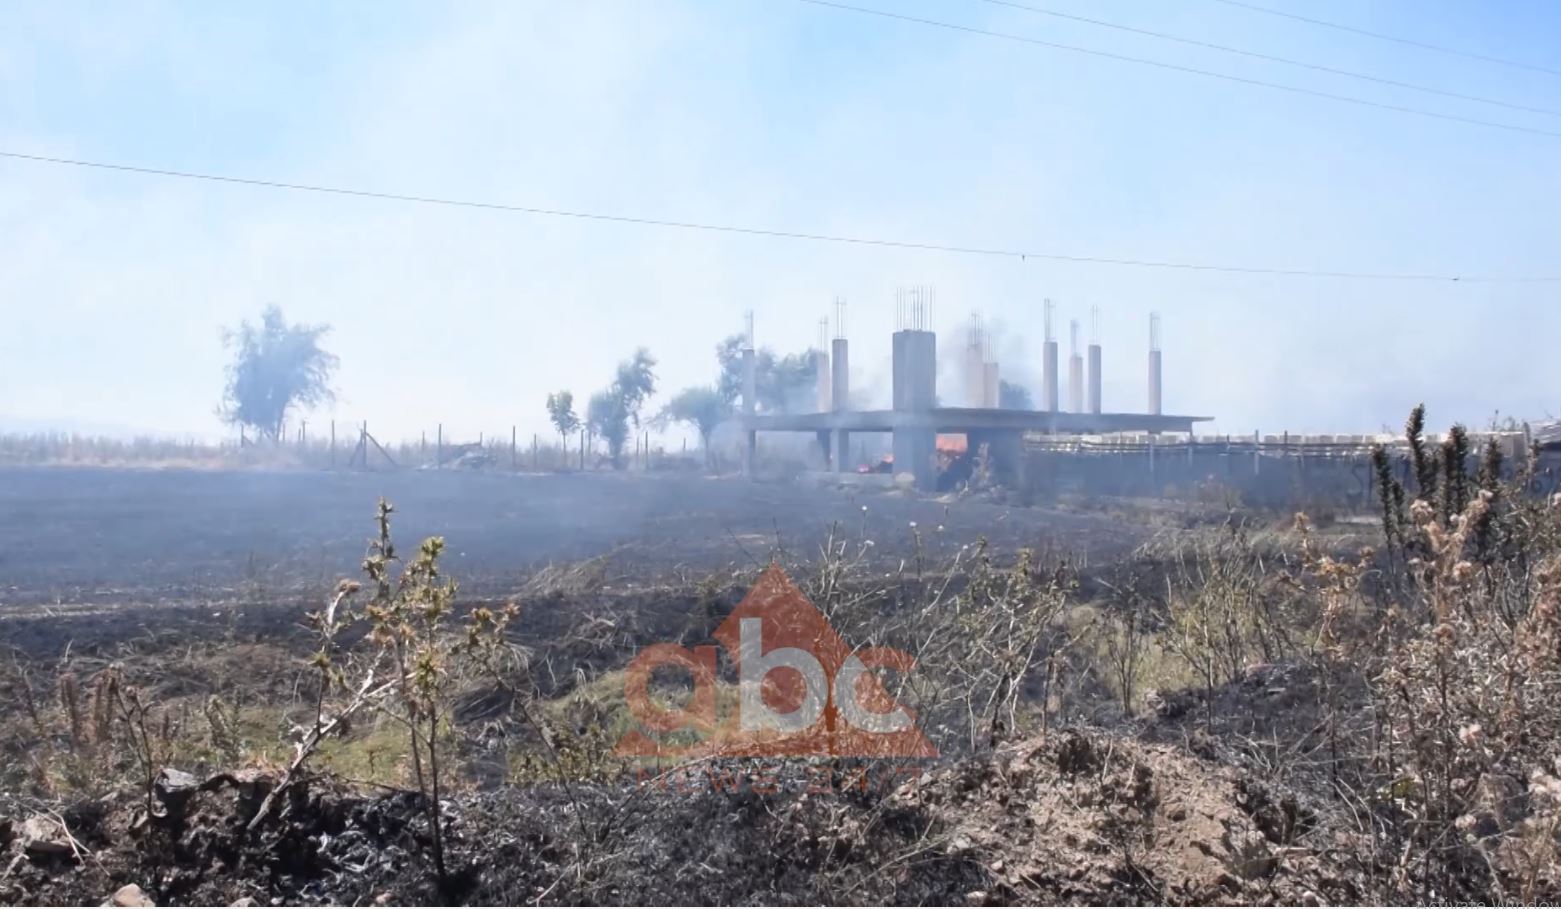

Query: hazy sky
(2, 0), (1557, 443)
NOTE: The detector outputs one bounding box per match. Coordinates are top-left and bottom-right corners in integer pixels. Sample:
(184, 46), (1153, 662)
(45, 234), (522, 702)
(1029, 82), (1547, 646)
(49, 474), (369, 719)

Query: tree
(546, 390), (580, 451)
(999, 380), (1034, 410)
(588, 348), (658, 469)
(657, 386), (730, 468)
(587, 390), (628, 468)
(220, 305), (338, 442)
(614, 348), (658, 421)
(715, 335), (749, 406)
(715, 333), (816, 414)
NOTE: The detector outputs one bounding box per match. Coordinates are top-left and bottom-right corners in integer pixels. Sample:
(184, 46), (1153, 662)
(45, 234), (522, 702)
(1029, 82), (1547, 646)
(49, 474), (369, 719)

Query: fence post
(437, 423), (443, 469)
(511, 425), (517, 470)
(330, 420), (335, 467)
(579, 429), (585, 470)
(532, 433), (538, 470)
(1148, 434), (1156, 494)
(1253, 429), (1261, 476)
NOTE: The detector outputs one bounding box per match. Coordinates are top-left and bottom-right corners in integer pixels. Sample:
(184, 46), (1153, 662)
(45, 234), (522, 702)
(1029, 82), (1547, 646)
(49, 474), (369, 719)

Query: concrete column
(966, 343), (984, 407)
(983, 362), (999, 408)
(1043, 340), (1059, 412)
(892, 330), (936, 412)
(892, 329), (938, 490)
(831, 337), (850, 473)
(831, 338), (850, 411)
(893, 429), (936, 490)
(1087, 343), (1102, 414)
(833, 430), (851, 473)
(1069, 355), (1084, 413)
(814, 349), (831, 413)
(743, 347), (757, 416)
(1149, 349), (1163, 416)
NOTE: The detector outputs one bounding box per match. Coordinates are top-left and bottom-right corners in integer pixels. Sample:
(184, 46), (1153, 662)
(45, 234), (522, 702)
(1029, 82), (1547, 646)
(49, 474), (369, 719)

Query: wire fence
(0, 420), (708, 472)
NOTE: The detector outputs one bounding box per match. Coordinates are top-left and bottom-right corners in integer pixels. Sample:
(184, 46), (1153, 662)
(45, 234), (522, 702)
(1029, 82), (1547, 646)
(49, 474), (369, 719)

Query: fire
(856, 435), (967, 474)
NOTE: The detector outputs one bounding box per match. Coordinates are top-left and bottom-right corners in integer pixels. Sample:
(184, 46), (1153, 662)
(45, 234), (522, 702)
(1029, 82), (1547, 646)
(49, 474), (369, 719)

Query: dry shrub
(1364, 492), (1561, 902)
(1149, 522), (1310, 711)
(803, 527), (1079, 755)
(1301, 408), (1561, 902)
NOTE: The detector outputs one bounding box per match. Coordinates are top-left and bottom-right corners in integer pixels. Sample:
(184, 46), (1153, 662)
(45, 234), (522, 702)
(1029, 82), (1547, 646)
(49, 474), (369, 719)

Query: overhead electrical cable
(1207, 0), (1561, 79)
(2, 150), (1556, 283)
(972, 0), (1561, 118)
(789, 0), (1561, 140)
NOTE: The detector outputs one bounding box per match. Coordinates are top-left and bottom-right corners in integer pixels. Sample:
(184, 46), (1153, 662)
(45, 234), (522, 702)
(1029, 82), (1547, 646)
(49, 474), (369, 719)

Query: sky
(1, 0), (1558, 444)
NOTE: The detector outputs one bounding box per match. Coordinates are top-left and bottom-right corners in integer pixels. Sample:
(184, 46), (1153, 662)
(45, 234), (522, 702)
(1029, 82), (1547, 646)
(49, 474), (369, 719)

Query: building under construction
(740, 292), (1210, 490)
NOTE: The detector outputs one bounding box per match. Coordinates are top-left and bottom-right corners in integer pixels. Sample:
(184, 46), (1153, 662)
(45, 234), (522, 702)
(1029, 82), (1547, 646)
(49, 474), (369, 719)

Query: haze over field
(2, 0), (1558, 442)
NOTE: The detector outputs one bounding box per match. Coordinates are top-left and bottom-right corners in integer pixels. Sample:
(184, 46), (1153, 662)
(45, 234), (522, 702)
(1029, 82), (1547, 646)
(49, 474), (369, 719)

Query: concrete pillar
(1149, 349), (1163, 416)
(892, 329), (938, 490)
(743, 347), (757, 415)
(1087, 343), (1102, 414)
(831, 337), (850, 473)
(1069, 355), (1084, 413)
(833, 430), (851, 473)
(966, 343), (984, 407)
(831, 339), (849, 411)
(814, 348), (831, 413)
(816, 430), (832, 468)
(891, 330), (936, 412)
(1043, 340), (1059, 412)
(983, 362), (999, 408)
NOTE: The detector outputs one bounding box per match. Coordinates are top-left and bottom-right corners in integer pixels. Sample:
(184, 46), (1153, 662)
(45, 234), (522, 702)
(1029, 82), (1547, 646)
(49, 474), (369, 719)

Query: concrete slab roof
(744, 408), (1212, 435)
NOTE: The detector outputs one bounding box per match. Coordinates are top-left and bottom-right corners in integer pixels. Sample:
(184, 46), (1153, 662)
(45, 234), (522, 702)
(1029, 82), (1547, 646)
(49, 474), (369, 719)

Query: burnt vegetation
(1, 405), (1559, 905)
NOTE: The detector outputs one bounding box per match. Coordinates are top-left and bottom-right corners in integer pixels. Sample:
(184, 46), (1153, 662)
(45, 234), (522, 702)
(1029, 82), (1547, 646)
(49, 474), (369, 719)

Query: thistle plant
(361, 498), (516, 887)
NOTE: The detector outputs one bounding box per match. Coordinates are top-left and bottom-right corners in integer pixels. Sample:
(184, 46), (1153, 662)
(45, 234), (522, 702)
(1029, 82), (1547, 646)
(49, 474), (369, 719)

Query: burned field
(1, 459), (1560, 906)
(0, 467), (1130, 650)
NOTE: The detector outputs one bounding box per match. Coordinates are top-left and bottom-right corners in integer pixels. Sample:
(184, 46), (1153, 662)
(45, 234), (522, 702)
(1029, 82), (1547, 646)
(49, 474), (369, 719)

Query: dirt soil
(0, 728), (1364, 906)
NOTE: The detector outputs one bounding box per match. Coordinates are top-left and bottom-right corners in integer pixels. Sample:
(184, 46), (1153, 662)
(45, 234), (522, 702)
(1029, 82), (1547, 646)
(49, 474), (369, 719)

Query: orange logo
(617, 563), (937, 759)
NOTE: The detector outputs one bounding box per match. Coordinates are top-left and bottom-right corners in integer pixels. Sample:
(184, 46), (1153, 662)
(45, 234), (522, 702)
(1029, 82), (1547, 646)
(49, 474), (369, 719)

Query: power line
(973, 0), (1561, 119)
(2, 149), (1556, 283)
(1207, 0), (1561, 79)
(789, 0), (1561, 141)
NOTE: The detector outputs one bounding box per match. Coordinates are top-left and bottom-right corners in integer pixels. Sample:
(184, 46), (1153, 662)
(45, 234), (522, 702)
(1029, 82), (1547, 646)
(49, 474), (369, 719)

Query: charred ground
(1, 456), (1558, 906)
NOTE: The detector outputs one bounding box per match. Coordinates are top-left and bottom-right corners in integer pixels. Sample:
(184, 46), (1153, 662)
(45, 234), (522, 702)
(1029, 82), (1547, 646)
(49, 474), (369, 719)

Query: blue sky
(1, 0), (1557, 442)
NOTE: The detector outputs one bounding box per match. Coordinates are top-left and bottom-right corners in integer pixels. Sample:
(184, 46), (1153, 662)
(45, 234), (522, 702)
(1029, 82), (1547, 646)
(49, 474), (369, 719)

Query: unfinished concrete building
(744, 296), (1207, 490)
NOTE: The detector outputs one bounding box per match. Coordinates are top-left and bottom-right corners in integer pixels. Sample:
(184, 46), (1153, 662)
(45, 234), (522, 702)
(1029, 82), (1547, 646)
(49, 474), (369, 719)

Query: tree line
(217, 307), (820, 469)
